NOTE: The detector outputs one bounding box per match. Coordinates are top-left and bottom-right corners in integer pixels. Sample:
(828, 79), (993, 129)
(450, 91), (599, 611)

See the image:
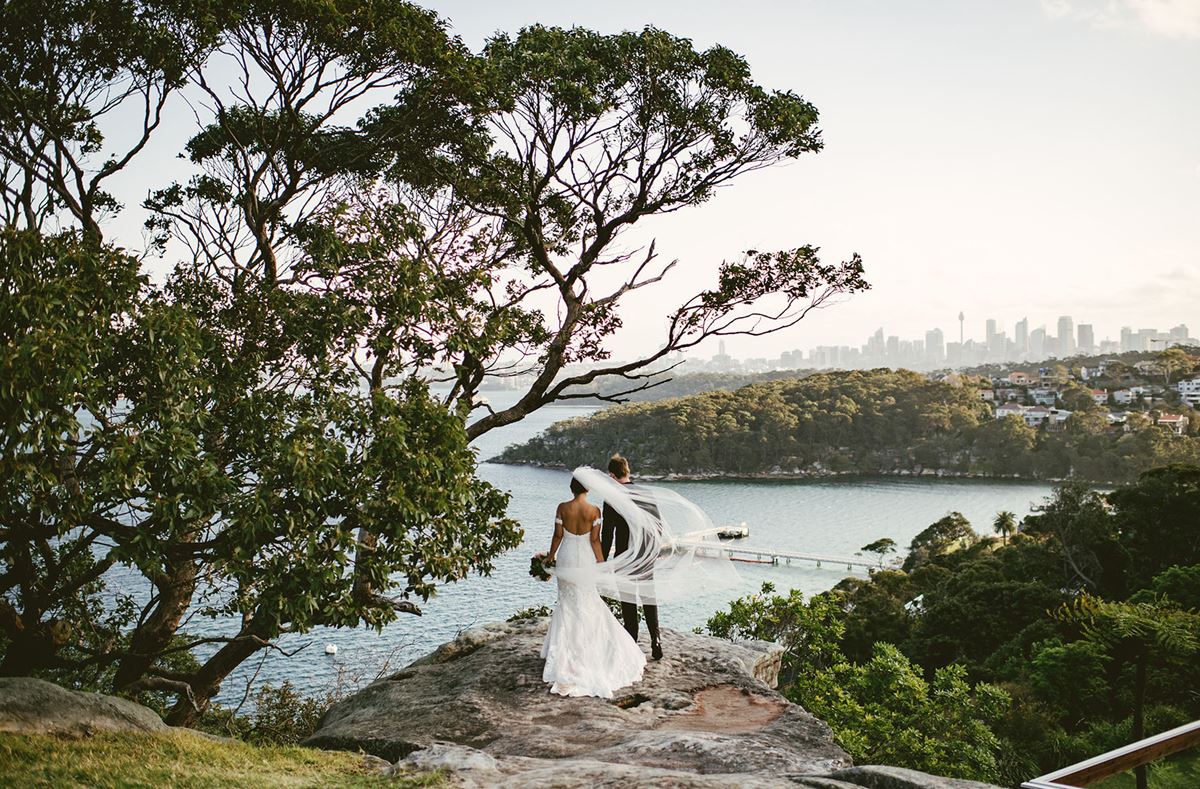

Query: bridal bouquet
(530, 552), (555, 581)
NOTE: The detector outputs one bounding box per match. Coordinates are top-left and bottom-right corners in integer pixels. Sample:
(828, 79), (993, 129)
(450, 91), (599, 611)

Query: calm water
(174, 391), (1059, 704)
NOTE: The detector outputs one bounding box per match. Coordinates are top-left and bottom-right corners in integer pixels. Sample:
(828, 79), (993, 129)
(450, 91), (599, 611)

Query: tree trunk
(1134, 651), (1147, 789)
(113, 560), (199, 690)
(164, 625), (268, 728)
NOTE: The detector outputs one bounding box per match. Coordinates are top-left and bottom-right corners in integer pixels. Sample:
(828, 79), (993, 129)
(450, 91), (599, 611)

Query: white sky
(426, 0), (1200, 357)
(107, 1), (1200, 359)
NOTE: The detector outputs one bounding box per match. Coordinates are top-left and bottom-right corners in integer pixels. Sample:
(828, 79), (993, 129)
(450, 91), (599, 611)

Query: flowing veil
(554, 467), (741, 605)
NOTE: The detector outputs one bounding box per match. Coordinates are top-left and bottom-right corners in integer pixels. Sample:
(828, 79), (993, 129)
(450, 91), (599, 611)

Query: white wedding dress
(540, 528), (646, 698)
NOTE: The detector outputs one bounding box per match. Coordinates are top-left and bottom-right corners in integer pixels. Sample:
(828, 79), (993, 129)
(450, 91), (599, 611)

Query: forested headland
(494, 369), (1200, 483)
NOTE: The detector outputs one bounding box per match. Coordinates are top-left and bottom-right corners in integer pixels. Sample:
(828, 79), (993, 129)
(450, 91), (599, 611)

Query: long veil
(554, 467), (741, 605)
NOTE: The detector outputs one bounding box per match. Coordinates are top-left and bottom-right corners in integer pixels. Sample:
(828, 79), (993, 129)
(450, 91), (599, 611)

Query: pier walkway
(673, 533), (882, 572)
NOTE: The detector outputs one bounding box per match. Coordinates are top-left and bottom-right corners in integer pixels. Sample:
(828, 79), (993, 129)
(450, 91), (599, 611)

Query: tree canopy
(1, 1), (865, 724)
(704, 465), (1200, 786)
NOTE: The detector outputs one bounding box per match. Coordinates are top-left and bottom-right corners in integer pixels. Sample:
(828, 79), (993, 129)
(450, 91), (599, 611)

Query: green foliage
(705, 469), (1200, 786)
(860, 537), (897, 566)
(902, 512), (978, 572)
(245, 682), (332, 746)
(704, 583), (1008, 783)
(507, 605), (553, 622)
(804, 644), (1009, 783)
(0, 226), (522, 720)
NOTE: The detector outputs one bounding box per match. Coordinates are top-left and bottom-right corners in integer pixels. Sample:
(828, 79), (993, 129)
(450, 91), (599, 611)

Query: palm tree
(992, 510), (1017, 545)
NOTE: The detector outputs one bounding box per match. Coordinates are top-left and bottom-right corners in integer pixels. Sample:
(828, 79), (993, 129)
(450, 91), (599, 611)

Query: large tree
(1, 2), (867, 725)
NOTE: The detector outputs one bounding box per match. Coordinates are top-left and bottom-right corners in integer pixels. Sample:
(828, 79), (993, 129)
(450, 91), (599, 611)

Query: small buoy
(325, 643), (338, 655)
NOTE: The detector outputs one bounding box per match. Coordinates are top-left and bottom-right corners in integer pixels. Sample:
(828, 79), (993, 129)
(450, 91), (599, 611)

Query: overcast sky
(423, 0), (1200, 358)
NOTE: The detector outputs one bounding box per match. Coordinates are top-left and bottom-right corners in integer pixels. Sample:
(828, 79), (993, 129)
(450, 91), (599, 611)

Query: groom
(601, 453), (663, 661)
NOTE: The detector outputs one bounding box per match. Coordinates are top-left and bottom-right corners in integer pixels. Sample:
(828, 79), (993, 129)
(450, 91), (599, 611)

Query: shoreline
(485, 458), (1121, 486)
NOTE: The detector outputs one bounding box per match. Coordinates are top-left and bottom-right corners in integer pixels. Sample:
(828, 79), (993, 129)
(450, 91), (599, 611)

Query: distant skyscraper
(1077, 324), (1094, 354)
(1030, 327), (1046, 360)
(925, 328), (945, 365)
(1170, 324), (1190, 343)
(958, 311), (965, 345)
(1014, 318), (1029, 357)
(1057, 316), (1075, 356)
(1120, 326), (1134, 352)
(986, 318), (998, 343)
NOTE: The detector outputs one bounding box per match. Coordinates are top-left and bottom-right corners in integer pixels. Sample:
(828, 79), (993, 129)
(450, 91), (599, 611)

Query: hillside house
(1007, 371), (1032, 385)
(1030, 388), (1058, 406)
(1156, 414), (1189, 436)
(1178, 377), (1200, 408)
(995, 402), (1024, 420)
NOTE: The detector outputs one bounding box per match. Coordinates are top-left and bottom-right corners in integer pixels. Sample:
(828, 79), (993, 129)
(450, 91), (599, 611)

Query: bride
(539, 467), (740, 699)
(539, 475), (645, 698)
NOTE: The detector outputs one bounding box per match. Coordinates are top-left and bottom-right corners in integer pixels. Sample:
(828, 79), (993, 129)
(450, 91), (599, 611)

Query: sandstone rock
(829, 765), (1006, 789)
(0, 676), (167, 736)
(307, 618), (850, 785)
(359, 753), (394, 774)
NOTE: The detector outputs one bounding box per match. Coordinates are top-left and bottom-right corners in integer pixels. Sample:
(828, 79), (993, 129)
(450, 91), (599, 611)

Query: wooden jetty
(673, 536), (880, 572)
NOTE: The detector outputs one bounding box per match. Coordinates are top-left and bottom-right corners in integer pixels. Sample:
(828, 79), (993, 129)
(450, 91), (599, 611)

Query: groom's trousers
(602, 492), (662, 648)
(619, 600), (660, 645)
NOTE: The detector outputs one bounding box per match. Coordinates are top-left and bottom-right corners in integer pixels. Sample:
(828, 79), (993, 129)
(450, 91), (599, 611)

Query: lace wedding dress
(541, 529), (646, 698)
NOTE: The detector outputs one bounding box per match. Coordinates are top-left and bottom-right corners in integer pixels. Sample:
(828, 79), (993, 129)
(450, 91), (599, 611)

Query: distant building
(1178, 377), (1200, 408)
(1030, 328), (1047, 359)
(1157, 414), (1190, 436)
(1058, 316), (1075, 356)
(1113, 389), (1135, 405)
(1077, 324), (1095, 355)
(1030, 388), (1057, 406)
(925, 328), (945, 365)
(995, 402), (1025, 420)
(1090, 389), (1108, 406)
(1007, 371), (1032, 386)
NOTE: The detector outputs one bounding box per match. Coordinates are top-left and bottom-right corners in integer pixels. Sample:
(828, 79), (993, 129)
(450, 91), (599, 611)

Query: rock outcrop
(0, 676), (168, 736)
(307, 618), (1005, 789)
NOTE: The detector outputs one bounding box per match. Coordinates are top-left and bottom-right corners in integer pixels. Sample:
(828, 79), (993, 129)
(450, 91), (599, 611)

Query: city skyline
(698, 312), (1196, 373)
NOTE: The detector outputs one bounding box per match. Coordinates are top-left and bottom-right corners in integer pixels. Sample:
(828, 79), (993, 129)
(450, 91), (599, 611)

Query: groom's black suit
(601, 480), (661, 652)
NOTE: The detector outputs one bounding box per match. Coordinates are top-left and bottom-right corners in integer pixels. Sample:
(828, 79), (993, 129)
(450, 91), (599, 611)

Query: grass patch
(0, 730), (447, 788)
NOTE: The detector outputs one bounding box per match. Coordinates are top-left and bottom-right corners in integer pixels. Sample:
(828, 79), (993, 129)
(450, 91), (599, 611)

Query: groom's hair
(608, 453), (630, 479)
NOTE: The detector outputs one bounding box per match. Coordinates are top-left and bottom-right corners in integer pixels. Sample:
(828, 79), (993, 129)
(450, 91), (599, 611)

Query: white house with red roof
(1156, 414), (1189, 436)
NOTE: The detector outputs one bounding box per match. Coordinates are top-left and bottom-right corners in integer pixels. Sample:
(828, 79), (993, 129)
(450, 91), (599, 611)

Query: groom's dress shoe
(651, 642), (663, 661)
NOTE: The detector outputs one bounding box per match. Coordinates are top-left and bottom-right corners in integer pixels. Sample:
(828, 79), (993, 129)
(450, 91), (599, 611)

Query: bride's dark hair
(570, 478), (587, 496)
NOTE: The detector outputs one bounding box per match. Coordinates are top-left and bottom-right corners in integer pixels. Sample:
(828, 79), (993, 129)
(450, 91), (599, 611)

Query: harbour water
(190, 391), (1059, 704)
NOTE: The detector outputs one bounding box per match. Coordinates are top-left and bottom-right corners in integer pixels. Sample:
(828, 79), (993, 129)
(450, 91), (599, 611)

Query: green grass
(0, 731), (447, 789)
